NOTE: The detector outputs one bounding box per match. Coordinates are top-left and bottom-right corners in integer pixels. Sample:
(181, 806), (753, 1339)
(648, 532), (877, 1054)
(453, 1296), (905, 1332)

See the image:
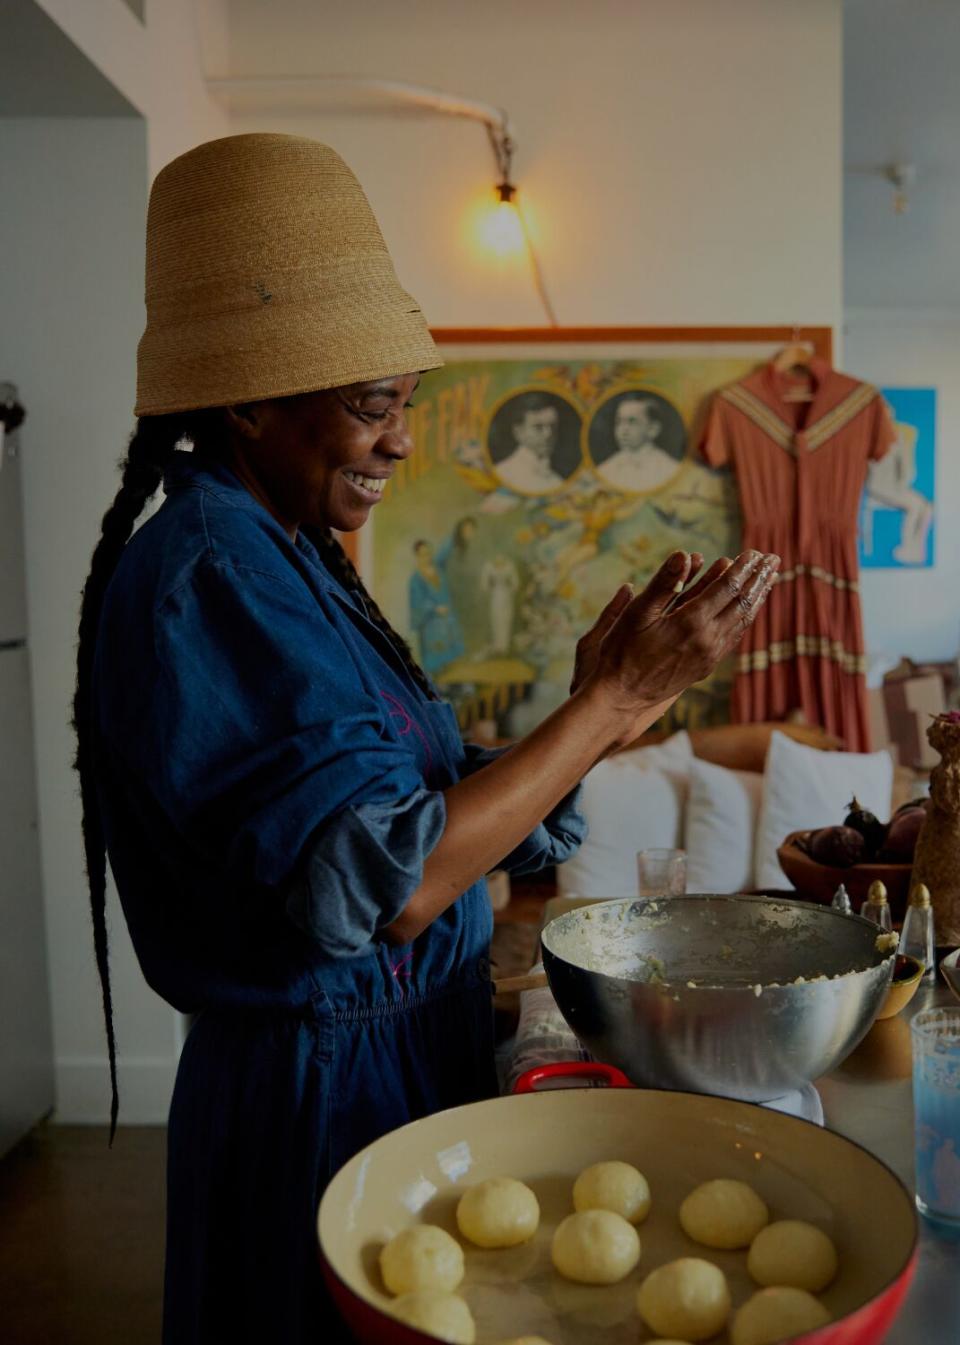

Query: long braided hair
(73, 407), (437, 1138)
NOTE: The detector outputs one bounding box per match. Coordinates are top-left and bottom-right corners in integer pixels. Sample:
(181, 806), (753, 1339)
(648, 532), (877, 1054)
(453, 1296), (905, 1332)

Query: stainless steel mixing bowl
(541, 895), (896, 1101)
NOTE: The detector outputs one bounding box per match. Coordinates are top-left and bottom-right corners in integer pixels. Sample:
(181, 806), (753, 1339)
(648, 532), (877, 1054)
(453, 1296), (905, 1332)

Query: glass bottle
(861, 880), (892, 931)
(900, 883), (936, 980)
(831, 883), (853, 915)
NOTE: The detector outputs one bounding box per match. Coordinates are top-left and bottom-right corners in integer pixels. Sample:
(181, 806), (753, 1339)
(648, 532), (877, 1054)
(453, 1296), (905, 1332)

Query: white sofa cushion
(556, 731), (693, 898)
(754, 730), (895, 891)
(684, 758), (764, 894)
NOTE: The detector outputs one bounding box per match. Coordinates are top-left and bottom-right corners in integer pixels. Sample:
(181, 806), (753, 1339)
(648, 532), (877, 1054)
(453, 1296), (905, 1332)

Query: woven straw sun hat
(135, 133), (441, 417)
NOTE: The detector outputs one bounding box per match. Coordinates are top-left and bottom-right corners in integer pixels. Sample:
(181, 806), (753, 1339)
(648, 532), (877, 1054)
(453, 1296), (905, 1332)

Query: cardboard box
(868, 687), (895, 762)
(882, 671), (945, 770)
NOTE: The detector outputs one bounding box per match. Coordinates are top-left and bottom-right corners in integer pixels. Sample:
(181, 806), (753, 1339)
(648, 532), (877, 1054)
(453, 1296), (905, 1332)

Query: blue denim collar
(163, 451), (261, 509)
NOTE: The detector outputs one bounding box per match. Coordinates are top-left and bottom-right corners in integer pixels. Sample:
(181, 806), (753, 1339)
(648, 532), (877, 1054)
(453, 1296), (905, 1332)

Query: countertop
(816, 979), (960, 1344)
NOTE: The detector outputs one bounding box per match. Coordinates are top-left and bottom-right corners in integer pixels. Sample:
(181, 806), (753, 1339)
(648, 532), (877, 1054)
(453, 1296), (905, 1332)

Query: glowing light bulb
(477, 182), (525, 257)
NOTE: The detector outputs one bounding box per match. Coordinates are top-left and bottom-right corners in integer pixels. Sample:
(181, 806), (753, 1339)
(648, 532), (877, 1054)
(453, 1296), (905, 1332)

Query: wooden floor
(0, 1123), (166, 1344)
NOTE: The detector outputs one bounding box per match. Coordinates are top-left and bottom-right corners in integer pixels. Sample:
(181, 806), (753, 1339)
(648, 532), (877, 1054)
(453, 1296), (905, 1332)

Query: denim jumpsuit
(91, 456), (585, 1344)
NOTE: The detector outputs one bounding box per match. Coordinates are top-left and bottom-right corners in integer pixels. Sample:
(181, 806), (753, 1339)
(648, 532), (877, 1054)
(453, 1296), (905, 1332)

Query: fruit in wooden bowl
(876, 954), (925, 1020)
(776, 830), (913, 921)
(776, 796), (928, 922)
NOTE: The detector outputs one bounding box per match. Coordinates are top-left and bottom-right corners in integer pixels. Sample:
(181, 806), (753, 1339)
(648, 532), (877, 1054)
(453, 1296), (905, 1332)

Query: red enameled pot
(319, 1064), (916, 1345)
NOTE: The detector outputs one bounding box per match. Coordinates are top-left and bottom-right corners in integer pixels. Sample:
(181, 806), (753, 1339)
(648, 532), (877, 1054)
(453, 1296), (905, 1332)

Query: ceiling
(844, 0), (960, 309)
(0, 0), (138, 117)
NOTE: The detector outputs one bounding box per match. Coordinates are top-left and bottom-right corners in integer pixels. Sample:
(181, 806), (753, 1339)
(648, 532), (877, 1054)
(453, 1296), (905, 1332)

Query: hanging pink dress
(701, 357), (895, 752)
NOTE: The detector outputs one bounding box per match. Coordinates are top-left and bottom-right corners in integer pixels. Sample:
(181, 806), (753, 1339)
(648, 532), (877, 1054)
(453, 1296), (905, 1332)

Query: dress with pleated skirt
(701, 357), (896, 752)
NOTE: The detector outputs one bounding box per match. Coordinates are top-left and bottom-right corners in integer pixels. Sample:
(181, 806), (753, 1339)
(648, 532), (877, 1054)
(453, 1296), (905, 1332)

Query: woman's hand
(570, 550), (705, 696)
(389, 547), (777, 945)
(577, 548), (779, 752)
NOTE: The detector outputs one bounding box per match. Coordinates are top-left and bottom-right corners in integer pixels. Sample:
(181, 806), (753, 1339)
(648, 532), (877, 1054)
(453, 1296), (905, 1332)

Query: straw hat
(135, 133), (441, 417)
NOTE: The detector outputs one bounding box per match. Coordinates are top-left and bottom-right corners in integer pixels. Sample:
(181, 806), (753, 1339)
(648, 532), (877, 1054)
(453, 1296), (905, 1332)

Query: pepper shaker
(831, 883), (853, 915)
(861, 880), (892, 931)
(900, 883), (936, 980)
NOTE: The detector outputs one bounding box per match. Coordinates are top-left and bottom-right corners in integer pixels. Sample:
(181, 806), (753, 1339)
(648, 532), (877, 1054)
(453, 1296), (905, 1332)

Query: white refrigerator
(0, 385), (55, 1156)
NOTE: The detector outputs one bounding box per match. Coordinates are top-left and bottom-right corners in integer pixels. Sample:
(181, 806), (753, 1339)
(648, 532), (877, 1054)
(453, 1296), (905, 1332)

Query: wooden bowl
(876, 954), (925, 1019)
(776, 831), (913, 922)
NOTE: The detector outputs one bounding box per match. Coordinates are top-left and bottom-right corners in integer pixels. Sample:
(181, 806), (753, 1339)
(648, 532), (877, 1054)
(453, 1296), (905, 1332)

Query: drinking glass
(911, 1007), (960, 1227)
(637, 847), (687, 898)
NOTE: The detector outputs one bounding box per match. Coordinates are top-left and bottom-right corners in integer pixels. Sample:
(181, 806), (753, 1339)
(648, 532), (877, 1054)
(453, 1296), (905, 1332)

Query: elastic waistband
(192, 958), (492, 1027)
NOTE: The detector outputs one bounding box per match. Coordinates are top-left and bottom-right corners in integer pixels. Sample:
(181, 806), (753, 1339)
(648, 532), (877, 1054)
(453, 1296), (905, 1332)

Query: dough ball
(551, 1209), (641, 1285)
(747, 1219), (838, 1292)
(636, 1257), (731, 1341)
(573, 1160), (651, 1225)
(496, 1339), (553, 1345)
(730, 1287), (831, 1345)
(389, 1291), (476, 1345)
(456, 1177), (540, 1248)
(379, 1225), (465, 1296)
(679, 1178), (769, 1250)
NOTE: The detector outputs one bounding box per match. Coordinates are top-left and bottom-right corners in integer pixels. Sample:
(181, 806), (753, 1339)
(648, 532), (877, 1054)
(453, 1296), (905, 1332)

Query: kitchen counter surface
(816, 979), (960, 1344)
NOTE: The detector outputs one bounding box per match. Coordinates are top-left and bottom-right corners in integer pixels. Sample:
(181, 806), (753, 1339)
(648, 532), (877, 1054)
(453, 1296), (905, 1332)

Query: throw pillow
(754, 730), (895, 891)
(556, 731), (693, 898)
(684, 759), (764, 894)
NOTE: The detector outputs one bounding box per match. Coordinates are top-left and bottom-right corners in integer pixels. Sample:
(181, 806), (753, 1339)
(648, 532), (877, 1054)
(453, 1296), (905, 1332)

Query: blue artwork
(860, 387), (936, 568)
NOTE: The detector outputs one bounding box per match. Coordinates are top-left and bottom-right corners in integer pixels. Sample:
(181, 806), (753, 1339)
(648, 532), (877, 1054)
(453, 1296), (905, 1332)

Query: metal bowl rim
(541, 893), (895, 991)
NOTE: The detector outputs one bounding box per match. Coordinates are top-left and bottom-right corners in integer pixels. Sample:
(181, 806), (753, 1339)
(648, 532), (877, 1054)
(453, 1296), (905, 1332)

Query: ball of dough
(573, 1160), (651, 1225)
(456, 1177), (540, 1248)
(730, 1287), (831, 1345)
(379, 1225), (465, 1296)
(496, 1338), (553, 1345)
(679, 1179), (769, 1250)
(636, 1257), (732, 1342)
(551, 1209), (641, 1284)
(747, 1219), (838, 1292)
(389, 1291), (476, 1345)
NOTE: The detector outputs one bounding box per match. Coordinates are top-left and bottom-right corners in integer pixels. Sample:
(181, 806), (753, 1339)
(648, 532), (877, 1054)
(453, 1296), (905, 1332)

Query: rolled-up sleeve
(459, 744), (588, 875)
(285, 788), (446, 956)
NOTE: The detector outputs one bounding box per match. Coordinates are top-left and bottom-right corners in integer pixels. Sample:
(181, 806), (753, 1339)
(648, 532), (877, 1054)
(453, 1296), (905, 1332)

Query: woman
(73, 134), (778, 1344)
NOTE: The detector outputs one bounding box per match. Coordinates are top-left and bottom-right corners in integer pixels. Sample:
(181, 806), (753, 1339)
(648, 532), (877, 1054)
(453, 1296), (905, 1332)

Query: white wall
(3, 2), (229, 1123)
(225, 0), (844, 330)
(845, 308), (960, 663)
(34, 0), (231, 174)
(0, 118), (176, 1123)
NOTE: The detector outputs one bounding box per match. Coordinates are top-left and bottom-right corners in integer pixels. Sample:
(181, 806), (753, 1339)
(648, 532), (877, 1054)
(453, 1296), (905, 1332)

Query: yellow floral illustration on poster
(373, 355), (757, 736)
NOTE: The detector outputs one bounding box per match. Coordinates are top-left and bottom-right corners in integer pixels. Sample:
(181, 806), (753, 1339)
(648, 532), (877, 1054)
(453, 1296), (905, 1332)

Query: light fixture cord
(485, 122), (559, 328)
(517, 200), (559, 327)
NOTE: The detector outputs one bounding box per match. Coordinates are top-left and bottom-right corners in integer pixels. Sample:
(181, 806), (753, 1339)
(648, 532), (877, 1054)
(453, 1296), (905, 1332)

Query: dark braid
(304, 526), (439, 701)
(72, 412), (202, 1142)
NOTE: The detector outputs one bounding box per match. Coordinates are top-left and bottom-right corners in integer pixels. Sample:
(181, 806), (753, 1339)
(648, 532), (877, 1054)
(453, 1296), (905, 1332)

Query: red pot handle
(513, 1061), (635, 1093)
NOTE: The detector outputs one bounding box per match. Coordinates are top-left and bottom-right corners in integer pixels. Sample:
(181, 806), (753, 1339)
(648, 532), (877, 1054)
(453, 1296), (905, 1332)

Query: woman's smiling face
(222, 372), (420, 537)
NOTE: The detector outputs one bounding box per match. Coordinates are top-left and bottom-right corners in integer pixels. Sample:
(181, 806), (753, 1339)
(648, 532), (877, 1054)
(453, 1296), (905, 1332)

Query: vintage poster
(860, 387), (936, 569)
(369, 337), (816, 736)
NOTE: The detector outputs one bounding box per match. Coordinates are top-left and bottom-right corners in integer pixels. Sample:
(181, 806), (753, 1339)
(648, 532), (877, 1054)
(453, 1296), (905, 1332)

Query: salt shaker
(831, 883), (853, 915)
(900, 883), (936, 980)
(861, 880), (892, 931)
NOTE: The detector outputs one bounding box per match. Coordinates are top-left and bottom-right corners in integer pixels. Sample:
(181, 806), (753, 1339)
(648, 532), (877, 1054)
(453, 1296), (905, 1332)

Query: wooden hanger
(773, 334), (817, 403)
